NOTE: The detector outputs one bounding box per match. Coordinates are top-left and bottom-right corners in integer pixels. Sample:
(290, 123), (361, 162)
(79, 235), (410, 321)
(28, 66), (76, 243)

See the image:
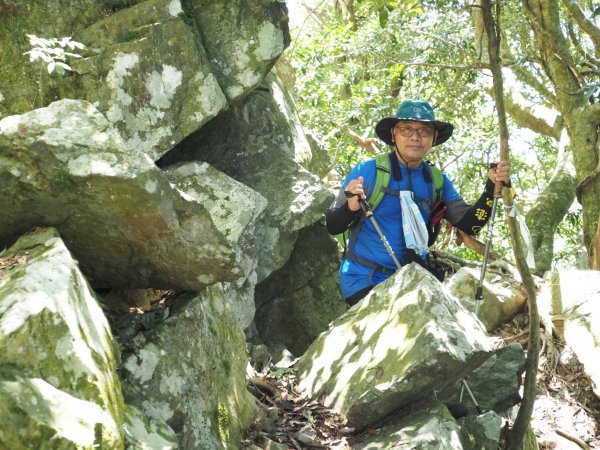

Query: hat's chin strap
(393, 144), (410, 167)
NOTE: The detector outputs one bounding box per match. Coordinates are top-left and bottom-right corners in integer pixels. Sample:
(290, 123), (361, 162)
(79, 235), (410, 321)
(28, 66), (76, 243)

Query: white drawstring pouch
(400, 191), (429, 259)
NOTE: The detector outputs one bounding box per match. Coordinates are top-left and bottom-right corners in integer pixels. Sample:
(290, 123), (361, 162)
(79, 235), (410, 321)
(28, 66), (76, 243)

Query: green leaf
(378, 6), (389, 28)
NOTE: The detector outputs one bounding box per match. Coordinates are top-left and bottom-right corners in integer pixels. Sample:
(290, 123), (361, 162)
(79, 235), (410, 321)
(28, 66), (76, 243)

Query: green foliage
(291, 1), (493, 175)
(24, 35), (85, 75)
(290, 0), (584, 267)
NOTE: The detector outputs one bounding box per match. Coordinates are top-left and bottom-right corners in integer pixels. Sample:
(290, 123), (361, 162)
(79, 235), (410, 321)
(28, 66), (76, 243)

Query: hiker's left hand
(488, 161), (510, 185)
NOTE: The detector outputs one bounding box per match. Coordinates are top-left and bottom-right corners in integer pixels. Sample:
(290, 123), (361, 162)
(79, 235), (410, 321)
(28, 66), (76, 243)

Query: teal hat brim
(375, 117), (454, 147)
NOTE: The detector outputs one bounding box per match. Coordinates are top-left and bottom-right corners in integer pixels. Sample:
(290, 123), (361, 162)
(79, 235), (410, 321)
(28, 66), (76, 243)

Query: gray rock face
(0, 100), (262, 290)
(254, 222), (347, 356)
(447, 267), (527, 331)
(73, 0), (229, 160)
(458, 411), (503, 450)
(120, 286), (257, 449)
(296, 264), (493, 430)
(159, 75), (334, 282)
(185, 0), (290, 100)
(352, 403), (465, 450)
(442, 343), (526, 415)
(0, 228), (124, 448)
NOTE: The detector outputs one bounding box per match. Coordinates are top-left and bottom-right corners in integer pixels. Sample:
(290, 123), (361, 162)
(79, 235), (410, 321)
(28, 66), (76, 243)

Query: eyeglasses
(394, 125), (435, 138)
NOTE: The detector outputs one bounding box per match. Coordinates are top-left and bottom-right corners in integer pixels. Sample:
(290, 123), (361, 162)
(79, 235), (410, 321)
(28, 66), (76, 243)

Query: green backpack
(336, 153), (445, 251)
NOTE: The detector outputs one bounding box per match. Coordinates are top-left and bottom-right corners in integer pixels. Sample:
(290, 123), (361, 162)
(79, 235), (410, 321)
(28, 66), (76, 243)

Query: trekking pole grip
(358, 198), (373, 217)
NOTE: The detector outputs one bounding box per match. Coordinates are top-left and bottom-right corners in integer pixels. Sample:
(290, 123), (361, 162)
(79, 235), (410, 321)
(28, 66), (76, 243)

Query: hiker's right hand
(345, 176), (366, 212)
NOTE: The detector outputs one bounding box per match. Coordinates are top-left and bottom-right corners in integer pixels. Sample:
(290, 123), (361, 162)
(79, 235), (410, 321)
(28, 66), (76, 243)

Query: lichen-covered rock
(0, 0), (289, 160)
(296, 264), (493, 430)
(352, 402), (465, 450)
(0, 227), (124, 448)
(254, 222), (347, 356)
(542, 270), (600, 397)
(159, 76), (334, 282)
(123, 404), (178, 450)
(0, 99), (260, 290)
(185, 0), (290, 100)
(447, 267), (526, 331)
(71, 0), (228, 160)
(0, 376), (123, 449)
(164, 161), (268, 327)
(120, 286), (257, 449)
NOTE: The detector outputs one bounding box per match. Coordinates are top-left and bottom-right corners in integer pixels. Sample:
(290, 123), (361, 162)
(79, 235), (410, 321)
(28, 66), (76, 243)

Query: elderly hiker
(326, 99), (510, 306)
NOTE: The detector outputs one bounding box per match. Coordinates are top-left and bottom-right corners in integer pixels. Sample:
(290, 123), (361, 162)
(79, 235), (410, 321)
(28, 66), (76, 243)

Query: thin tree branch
(480, 1), (540, 449)
(392, 61), (489, 71)
(567, 19), (600, 69)
(335, 122), (380, 154)
(561, 0), (600, 56)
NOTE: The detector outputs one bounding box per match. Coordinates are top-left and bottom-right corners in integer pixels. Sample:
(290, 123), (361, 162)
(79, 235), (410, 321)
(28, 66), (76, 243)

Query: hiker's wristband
(484, 176), (511, 196)
(345, 203), (361, 215)
(484, 179), (495, 197)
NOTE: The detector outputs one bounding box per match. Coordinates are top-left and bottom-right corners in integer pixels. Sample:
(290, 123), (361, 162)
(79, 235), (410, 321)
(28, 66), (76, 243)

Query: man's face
(391, 121), (436, 167)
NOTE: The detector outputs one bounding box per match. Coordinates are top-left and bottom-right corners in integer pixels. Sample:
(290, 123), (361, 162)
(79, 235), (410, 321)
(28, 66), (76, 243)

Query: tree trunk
(526, 130), (577, 274)
(522, 0), (600, 253)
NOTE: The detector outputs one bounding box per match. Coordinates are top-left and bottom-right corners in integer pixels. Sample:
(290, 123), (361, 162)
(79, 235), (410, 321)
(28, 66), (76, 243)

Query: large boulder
(254, 221), (347, 356)
(352, 403), (465, 450)
(0, 99), (263, 291)
(159, 74), (334, 282)
(296, 264), (493, 430)
(185, 0), (290, 100)
(541, 270), (600, 397)
(0, 0), (290, 161)
(120, 286), (257, 449)
(447, 267), (527, 332)
(164, 161), (268, 327)
(72, 0), (229, 160)
(0, 227), (124, 448)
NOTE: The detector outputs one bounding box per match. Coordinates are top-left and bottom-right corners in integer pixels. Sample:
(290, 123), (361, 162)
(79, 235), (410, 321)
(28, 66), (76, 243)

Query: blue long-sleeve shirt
(326, 154), (494, 301)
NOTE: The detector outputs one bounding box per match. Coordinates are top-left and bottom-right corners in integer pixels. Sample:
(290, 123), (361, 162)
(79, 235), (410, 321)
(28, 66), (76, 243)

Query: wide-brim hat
(375, 99), (454, 147)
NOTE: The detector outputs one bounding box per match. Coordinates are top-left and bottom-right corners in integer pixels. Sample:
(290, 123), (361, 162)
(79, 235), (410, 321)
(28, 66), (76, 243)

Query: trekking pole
(344, 190), (402, 269)
(357, 197), (402, 269)
(459, 163), (504, 412)
(475, 163), (503, 316)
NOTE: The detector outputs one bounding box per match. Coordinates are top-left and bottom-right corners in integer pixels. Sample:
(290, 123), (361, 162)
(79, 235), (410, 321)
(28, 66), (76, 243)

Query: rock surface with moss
(254, 222), (347, 356)
(159, 74), (334, 282)
(296, 263), (493, 430)
(0, 227), (124, 448)
(120, 287), (257, 449)
(0, 99), (262, 290)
